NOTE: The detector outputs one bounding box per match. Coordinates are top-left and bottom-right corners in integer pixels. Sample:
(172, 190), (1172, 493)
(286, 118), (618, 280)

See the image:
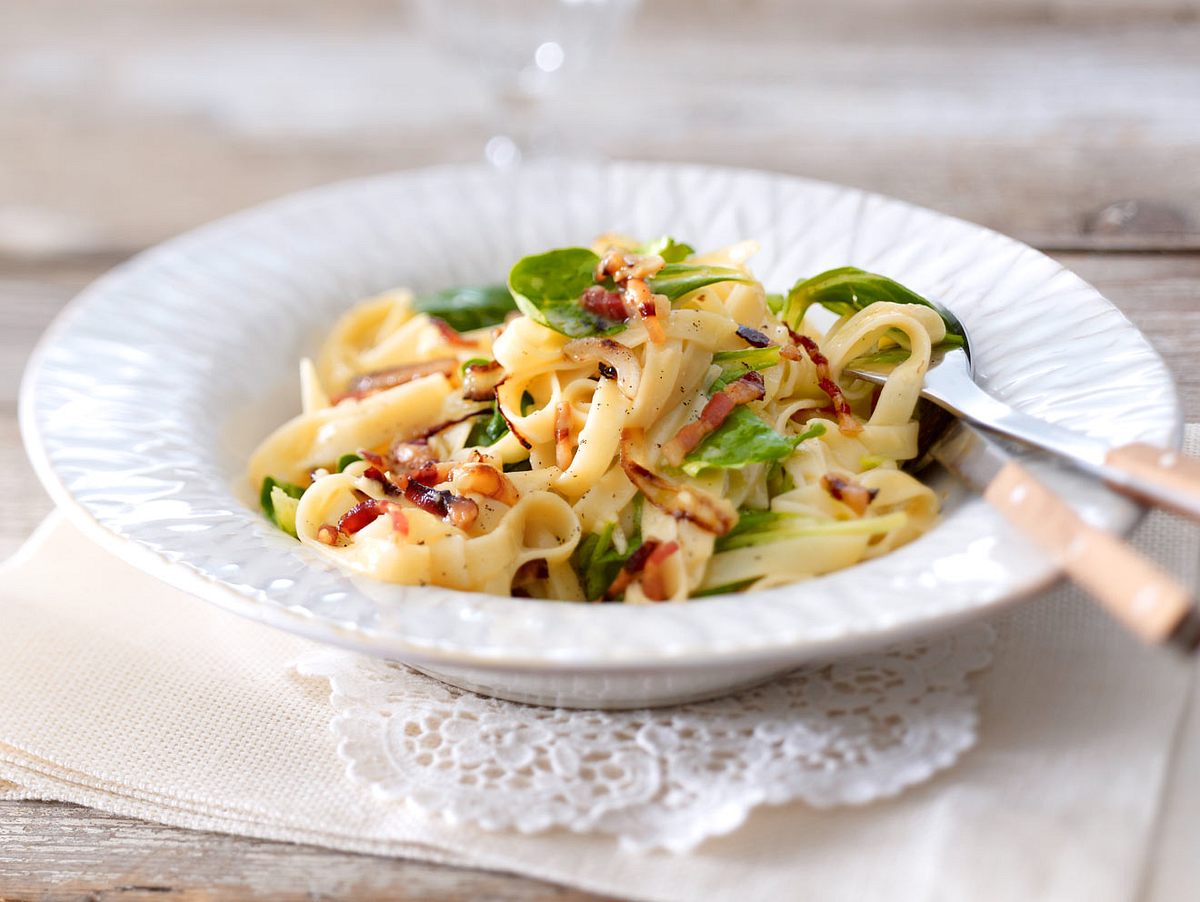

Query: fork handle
(1103, 443), (1200, 522)
(985, 460), (1200, 652)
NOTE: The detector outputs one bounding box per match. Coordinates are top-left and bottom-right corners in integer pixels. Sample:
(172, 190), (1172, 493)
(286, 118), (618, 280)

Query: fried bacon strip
(821, 474), (879, 517)
(583, 250), (669, 344)
(619, 429), (737, 535)
(580, 285), (628, 321)
(603, 539), (680, 601)
(623, 277), (667, 345)
(604, 540), (660, 600)
(462, 360), (505, 402)
(333, 358), (456, 404)
(661, 371), (766, 466)
(358, 463), (479, 530)
(783, 331), (862, 436)
(640, 540), (679, 601)
(337, 499), (409, 536)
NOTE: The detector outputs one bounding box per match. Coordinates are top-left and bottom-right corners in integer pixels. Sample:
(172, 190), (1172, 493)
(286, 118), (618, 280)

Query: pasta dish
(249, 236), (960, 602)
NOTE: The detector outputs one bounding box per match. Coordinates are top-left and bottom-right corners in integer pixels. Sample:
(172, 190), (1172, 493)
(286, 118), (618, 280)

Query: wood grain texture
(1, 0), (1199, 897)
(0, 801), (608, 901)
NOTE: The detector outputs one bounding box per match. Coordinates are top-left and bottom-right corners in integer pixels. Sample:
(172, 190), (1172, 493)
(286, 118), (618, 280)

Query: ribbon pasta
(249, 239), (945, 602)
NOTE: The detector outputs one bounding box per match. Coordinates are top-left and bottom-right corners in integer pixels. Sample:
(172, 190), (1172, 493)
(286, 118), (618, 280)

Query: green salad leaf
(334, 453), (363, 473)
(782, 267), (965, 346)
(715, 508), (909, 552)
(508, 248), (618, 338)
(466, 404), (509, 447)
(571, 496), (644, 601)
(260, 476), (306, 538)
(508, 247), (758, 338)
(638, 236), (695, 263)
(649, 263), (754, 302)
(681, 413), (824, 476)
(709, 346), (782, 392)
(413, 284), (516, 333)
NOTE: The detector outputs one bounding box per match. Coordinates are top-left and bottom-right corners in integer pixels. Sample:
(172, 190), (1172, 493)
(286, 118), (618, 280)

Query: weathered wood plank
(0, 4), (1197, 256)
(0, 800), (609, 901)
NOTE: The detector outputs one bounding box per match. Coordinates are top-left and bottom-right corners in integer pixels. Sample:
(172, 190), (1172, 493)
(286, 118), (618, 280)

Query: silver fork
(845, 330), (1200, 522)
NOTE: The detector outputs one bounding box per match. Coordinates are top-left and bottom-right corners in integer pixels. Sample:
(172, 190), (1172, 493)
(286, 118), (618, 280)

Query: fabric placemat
(1, 427), (1197, 901)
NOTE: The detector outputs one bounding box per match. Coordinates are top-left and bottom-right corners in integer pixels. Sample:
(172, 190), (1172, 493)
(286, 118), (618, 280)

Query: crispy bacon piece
(785, 331), (862, 436)
(640, 540), (679, 602)
(429, 317), (477, 348)
(562, 337), (642, 398)
(661, 371), (766, 466)
(452, 462), (519, 506)
(357, 460), (479, 530)
(580, 285), (628, 322)
(604, 540), (660, 600)
(619, 429), (737, 535)
(337, 499), (409, 536)
(317, 524), (340, 545)
(462, 360), (505, 402)
(623, 277), (667, 345)
(402, 479), (479, 530)
(821, 474), (879, 517)
(736, 324), (772, 348)
(555, 400), (574, 471)
(333, 358), (456, 404)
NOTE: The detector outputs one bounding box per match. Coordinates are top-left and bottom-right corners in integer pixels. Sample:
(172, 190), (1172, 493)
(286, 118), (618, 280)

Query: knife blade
(929, 419), (1200, 653)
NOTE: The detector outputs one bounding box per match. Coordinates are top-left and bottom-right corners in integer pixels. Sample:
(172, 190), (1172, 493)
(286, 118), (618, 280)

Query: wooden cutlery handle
(1104, 443), (1200, 521)
(984, 460), (1200, 652)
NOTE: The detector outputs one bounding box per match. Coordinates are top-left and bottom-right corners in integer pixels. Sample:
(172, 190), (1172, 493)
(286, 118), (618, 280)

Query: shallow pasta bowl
(19, 161), (1182, 708)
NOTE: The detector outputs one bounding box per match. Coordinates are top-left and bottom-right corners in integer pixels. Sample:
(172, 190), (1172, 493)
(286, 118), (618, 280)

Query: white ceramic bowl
(20, 161), (1182, 708)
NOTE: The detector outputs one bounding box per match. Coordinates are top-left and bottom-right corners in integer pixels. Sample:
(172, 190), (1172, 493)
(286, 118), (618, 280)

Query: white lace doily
(295, 623), (994, 853)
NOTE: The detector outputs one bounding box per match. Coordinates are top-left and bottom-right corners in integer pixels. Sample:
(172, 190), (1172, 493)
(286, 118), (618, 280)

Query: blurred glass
(416, 0), (642, 168)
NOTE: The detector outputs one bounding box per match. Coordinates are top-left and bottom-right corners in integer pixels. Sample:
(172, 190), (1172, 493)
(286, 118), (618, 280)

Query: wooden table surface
(2, 1), (1199, 898)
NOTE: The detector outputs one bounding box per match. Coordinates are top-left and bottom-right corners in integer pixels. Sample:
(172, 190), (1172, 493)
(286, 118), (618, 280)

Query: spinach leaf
(765, 292), (785, 314)
(681, 413), (824, 476)
(710, 346), (781, 392)
(648, 263), (754, 301)
(782, 267), (966, 344)
(692, 578), (758, 597)
(466, 404), (509, 447)
(570, 495), (644, 601)
(413, 284), (516, 333)
(638, 236), (695, 263)
(508, 248), (621, 338)
(503, 458), (532, 473)
(715, 508), (908, 552)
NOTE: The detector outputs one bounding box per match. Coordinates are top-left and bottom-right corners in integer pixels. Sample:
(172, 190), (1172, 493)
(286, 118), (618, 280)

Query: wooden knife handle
(984, 460), (1200, 651)
(1104, 442), (1200, 522)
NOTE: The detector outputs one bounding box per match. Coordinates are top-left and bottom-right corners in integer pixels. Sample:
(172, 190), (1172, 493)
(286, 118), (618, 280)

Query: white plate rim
(18, 160), (1183, 672)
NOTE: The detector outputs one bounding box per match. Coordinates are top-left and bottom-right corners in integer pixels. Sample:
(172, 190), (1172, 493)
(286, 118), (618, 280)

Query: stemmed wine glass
(415, 0), (642, 168)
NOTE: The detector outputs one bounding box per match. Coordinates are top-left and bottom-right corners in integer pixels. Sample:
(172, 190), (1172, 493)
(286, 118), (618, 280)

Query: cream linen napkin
(1, 427), (1198, 902)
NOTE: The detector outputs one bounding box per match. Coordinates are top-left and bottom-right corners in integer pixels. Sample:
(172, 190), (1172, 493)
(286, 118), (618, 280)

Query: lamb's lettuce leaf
(508, 247), (757, 338)
(681, 412), (824, 476)
(466, 404), (509, 447)
(334, 453), (363, 473)
(709, 346), (781, 392)
(260, 477), (306, 538)
(715, 509), (909, 552)
(781, 267), (965, 350)
(650, 262), (754, 302)
(413, 284), (516, 333)
(570, 495), (644, 601)
(638, 236), (694, 263)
